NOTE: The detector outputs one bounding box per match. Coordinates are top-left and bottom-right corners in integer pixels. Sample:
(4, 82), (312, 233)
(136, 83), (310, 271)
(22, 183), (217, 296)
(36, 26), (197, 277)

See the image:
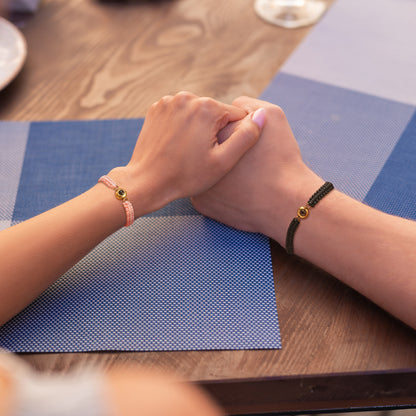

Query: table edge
(198, 368), (416, 415)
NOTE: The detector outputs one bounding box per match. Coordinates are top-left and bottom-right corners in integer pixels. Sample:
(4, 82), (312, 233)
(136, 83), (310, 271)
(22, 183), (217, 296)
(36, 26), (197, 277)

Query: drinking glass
(254, 0), (328, 29)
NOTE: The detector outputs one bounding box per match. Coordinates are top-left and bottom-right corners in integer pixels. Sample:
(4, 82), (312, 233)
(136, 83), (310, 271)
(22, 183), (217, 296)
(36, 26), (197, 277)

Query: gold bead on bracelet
(115, 187), (128, 201)
(297, 205), (310, 219)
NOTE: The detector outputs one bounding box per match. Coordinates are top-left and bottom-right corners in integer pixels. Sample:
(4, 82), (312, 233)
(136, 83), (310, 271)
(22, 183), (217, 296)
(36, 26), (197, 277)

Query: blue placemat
(0, 119), (281, 352)
(260, 0), (416, 220)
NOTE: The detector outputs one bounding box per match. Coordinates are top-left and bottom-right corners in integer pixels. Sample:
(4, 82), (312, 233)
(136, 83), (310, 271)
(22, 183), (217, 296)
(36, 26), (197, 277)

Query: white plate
(0, 17), (27, 90)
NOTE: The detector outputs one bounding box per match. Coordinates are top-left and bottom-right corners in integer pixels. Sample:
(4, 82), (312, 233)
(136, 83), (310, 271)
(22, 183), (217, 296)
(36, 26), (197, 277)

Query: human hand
(110, 92), (265, 216)
(191, 96), (323, 245)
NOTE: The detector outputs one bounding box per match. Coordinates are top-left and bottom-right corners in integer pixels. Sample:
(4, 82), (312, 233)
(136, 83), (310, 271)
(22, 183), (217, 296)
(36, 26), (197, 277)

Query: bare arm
(0, 92), (264, 325)
(192, 96), (416, 329)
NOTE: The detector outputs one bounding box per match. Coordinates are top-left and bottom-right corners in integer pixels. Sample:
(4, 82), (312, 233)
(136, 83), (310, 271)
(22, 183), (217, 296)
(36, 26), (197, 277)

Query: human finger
(189, 97), (247, 133)
(232, 96), (280, 114)
(214, 108), (266, 173)
(215, 101), (248, 123)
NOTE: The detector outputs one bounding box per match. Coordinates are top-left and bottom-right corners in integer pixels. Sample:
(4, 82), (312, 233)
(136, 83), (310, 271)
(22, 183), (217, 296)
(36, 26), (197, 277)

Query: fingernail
(251, 108), (266, 129)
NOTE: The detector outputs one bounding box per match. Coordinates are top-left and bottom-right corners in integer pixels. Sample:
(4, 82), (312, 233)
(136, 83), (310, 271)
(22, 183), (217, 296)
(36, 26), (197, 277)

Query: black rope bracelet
(285, 181), (334, 255)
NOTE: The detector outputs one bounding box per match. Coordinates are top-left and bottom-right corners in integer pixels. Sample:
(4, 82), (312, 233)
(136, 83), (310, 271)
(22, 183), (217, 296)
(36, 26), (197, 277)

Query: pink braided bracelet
(98, 175), (135, 227)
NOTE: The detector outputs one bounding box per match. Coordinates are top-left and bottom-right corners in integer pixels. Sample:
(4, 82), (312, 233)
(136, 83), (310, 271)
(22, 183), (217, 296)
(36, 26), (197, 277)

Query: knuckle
(148, 94), (174, 114)
(149, 100), (162, 114)
(175, 91), (196, 105)
(269, 105), (286, 122)
(158, 95), (173, 107)
(197, 97), (216, 112)
(149, 101), (158, 112)
(192, 97), (221, 120)
(232, 96), (249, 106)
(161, 95), (173, 103)
(176, 90), (194, 98)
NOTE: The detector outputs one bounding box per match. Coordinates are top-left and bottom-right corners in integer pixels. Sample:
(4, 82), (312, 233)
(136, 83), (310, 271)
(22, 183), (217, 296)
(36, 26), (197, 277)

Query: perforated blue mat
(0, 119), (280, 352)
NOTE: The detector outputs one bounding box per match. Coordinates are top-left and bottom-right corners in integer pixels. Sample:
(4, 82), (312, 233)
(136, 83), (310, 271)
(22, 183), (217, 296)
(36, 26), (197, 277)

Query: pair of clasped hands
(114, 91), (320, 244)
(1, 91), (322, 326)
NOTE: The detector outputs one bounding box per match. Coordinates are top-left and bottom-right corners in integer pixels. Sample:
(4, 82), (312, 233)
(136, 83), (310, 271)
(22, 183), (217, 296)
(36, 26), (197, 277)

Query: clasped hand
(112, 92), (320, 245)
(110, 92), (269, 216)
(118, 91), (318, 246)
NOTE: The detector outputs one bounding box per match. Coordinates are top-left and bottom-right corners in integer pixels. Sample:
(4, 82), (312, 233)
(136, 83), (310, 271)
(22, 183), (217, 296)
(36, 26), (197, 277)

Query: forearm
(271, 188), (416, 329)
(0, 184), (127, 325)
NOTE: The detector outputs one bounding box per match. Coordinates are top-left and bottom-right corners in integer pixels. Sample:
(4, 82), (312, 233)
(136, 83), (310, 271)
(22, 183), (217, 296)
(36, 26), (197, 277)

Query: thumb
(214, 108), (266, 171)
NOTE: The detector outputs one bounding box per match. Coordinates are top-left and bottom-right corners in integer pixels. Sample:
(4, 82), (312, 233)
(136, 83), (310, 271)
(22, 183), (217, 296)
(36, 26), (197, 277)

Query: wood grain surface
(2, 0), (312, 120)
(1, 0), (415, 413)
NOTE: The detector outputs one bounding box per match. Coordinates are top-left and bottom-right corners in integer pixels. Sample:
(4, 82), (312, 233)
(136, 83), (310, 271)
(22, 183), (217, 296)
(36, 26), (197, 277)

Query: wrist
(105, 166), (173, 219)
(261, 166), (324, 246)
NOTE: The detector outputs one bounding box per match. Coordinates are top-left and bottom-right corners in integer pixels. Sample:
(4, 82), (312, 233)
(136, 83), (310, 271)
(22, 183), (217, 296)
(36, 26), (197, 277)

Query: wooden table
(2, 0), (415, 414)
